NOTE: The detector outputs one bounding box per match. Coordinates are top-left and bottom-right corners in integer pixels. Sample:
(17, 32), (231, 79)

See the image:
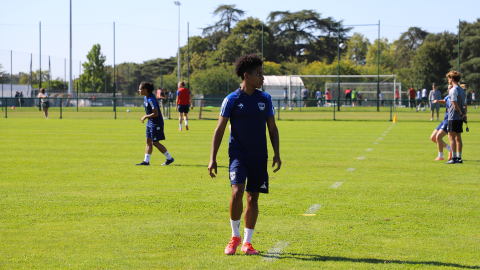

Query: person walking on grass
(408, 86), (417, 111)
(136, 82), (174, 166)
(208, 54), (281, 255)
(37, 88), (49, 119)
(175, 81), (193, 131)
(429, 83), (442, 121)
(351, 88), (357, 107)
(431, 91), (452, 161)
(445, 71), (467, 164)
(301, 86), (309, 107)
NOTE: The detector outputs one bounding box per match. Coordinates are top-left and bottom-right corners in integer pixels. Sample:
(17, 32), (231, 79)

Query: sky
(1, 0), (479, 80)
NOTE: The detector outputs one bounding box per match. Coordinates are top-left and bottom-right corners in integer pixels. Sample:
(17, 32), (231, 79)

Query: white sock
(458, 152), (462, 158)
(185, 120), (188, 126)
(453, 152), (457, 158)
(230, 219), (241, 238)
(446, 145), (451, 152)
(144, 154), (151, 163)
(179, 124), (182, 129)
(439, 152), (443, 158)
(163, 151), (172, 160)
(244, 228), (254, 244)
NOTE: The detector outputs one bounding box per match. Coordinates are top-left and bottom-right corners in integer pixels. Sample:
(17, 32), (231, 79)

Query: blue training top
(220, 88), (275, 159)
(144, 93), (164, 127)
(443, 95), (450, 120)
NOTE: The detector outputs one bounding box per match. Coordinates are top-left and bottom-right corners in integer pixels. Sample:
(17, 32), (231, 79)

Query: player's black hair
(234, 54), (263, 80)
(140, 82), (154, 93)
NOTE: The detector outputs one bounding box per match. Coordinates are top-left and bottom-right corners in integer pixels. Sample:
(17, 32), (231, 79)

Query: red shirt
(395, 89), (399, 98)
(177, 88), (191, 105)
(325, 91), (332, 100)
(408, 88), (416, 99)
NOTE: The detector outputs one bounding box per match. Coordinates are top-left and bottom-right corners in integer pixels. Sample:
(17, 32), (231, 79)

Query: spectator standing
(471, 90), (476, 109)
(395, 88), (399, 106)
(283, 87), (288, 108)
(315, 90), (322, 107)
(324, 89), (332, 105)
(351, 88), (357, 107)
(175, 82), (193, 131)
(158, 87), (168, 119)
(19, 92), (24, 107)
(345, 88), (352, 105)
(429, 83), (442, 121)
(378, 91), (385, 106)
(37, 88), (49, 119)
(301, 87), (309, 107)
(408, 86), (417, 111)
(291, 91), (297, 107)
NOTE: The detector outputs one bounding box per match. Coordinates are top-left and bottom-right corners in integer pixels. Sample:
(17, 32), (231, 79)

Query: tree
(365, 38), (395, 73)
(202, 5), (245, 34)
(346, 33), (370, 66)
(453, 19), (480, 90)
(393, 27), (429, 68)
(80, 44), (110, 93)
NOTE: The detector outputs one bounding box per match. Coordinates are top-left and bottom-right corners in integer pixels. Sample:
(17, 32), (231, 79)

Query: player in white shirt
(471, 90), (476, 109)
(291, 91), (297, 107)
(315, 90), (322, 107)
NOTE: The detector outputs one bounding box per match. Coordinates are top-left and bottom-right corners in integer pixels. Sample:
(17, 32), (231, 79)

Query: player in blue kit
(431, 93), (452, 161)
(208, 54), (281, 255)
(136, 82), (174, 166)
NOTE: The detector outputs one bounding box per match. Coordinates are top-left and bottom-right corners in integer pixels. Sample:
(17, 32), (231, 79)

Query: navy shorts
(178, 105), (190, 113)
(146, 125), (165, 142)
(229, 157), (269, 193)
(447, 120), (463, 133)
(436, 119), (448, 132)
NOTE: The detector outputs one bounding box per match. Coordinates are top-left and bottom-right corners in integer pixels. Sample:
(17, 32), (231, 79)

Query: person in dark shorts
(208, 54), (281, 255)
(445, 71), (467, 164)
(175, 82), (193, 131)
(136, 82), (174, 166)
(431, 94), (452, 161)
(408, 86), (416, 111)
(37, 88), (50, 119)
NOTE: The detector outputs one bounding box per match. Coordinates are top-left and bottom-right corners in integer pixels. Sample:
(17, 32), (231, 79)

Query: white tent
(263, 75), (304, 100)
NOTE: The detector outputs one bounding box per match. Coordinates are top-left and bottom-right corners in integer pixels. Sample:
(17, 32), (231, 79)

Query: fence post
(277, 100), (280, 120)
(60, 97), (63, 119)
(4, 98), (7, 118)
(114, 97), (117, 119)
(333, 98), (336, 121)
(389, 99), (392, 121)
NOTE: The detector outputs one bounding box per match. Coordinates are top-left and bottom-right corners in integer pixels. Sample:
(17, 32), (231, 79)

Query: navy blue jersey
(144, 93), (163, 127)
(220, 88), (275, 159)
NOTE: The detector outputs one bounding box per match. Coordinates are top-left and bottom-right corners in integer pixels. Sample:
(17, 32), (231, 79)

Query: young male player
(445, 71), (467, 164)
(208, 54), (281, 255)
(136, 82), (174, 166)
(429, 83), (442, 121)
(408, 86), (417, 111)
(432, 92), (452, 161)
(175, 81), (193, 131)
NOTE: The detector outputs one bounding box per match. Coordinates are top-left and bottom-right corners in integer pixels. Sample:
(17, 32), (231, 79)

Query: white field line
(347, 167), (355, 172)
(378, 137), (383, 140)
(366, 148), (372, 152)
(330, 182), (343, 188)
(304, 204), (321, 215)
(373, 142), (379, 144)
(381, 134), (386, 136)
(358, 156), (365, 160)
(264, 241), (289, 262)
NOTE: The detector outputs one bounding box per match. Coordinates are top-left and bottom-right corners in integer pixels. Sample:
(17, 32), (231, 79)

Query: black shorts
(302, 97), (308, 100)
(229, 157), (268, 193)
(410, 99), (416, 105)
(447, 120), (463, 133)
(146, 125), (165, 142)
(178, 105), (190, 113)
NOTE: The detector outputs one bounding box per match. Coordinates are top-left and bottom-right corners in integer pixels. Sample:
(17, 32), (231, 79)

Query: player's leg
(225, 159), (247, 255)
(455, 133), (463, 163)
(137, 135), (153, 165)
(435, 129), (451, 161)
(184, 112), (189, 130)
(178, 109), (183, 130)
(152, 125), (173, 165)
(436, 107), (440, 121)
(446, 128), (457, 164)
(431, 108), (434, 121)
(430, 129), (438, 144)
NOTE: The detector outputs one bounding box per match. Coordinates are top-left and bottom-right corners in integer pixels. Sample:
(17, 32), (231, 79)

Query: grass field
(1, 110), (480, 269)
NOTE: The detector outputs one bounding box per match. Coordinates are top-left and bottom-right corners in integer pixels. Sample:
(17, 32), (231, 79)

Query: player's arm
(434, 100), (446, 105)
(266, 116), (281, 173)
(463, 102), (468, 122)
(208, 116), (229, 178)
(141, 108), (159, 123)
(189, 91), (194, 109)
(175, 95), (179, 111)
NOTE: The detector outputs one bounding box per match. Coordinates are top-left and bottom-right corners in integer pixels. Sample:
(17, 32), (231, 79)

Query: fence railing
(1, 97), (477, 121)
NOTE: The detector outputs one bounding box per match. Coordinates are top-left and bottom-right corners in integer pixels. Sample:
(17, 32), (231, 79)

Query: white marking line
(347, 167), (355, 172)
(381, 134), (386, 136)
(378, 137), (383, 140)
(366, 148), (372, 152)
(264, 241), (289, 262)
(330, 182), (343, 188)
(358, 156), (365, 160)
(304, 204), (321, 215)
(373, 142), (379, 144)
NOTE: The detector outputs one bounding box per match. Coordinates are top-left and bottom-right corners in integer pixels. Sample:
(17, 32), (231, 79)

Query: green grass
(1, 113), (479, 269)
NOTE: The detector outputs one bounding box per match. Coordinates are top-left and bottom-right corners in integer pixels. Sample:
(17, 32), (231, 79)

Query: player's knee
(146, 138), (153, 145)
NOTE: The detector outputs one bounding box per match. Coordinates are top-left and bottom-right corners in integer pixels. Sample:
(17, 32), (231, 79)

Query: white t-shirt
(421, 89), (427, 98)
(38, 93), (49, 102)
(472, 93), (476, 100)
(292, 92), (296, 99)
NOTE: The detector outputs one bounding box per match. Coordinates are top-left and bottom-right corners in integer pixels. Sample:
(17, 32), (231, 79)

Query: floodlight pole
(69, 0), (72, 96)
(187, 22), (190, 89)
(174, 1), (181, 86)
(39, 22), (42, 89)
(337, 22), (340, 111)
(377, 20), (380, 112)
(458, 19), (460, 73)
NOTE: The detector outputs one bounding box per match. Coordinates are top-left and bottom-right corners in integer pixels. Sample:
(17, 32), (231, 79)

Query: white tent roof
(263, 76), (304, 87)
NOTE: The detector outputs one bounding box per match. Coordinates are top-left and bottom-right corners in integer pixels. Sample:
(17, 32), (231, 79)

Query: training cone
(393, 115), (397, 123)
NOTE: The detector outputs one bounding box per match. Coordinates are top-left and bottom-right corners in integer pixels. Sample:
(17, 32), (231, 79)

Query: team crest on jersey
(258, 102), (265, 110)
(238, 103), (244, 109)
(230, 171), (236, 181)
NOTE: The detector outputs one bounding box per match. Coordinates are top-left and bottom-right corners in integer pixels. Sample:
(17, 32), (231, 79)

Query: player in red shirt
(408, 86), (417, 111)
(175, 81), (193, 130)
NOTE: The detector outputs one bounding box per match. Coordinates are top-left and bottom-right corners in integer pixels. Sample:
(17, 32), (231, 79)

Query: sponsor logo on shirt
(238, 103), (244, 109)
(258, 102), (265, 110)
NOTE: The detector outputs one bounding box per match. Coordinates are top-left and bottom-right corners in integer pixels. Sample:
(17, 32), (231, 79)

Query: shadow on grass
(171, 164), (227, 168)
(277, 253), (479, 269)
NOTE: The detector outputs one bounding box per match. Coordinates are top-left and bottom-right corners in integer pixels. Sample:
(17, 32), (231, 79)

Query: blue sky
(1, 0), (478, 78)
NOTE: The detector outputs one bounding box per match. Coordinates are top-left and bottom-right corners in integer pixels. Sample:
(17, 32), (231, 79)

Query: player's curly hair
(140, 82), (154, 93)
(446, 70), (461, 82)
(234, 54), (263, 80)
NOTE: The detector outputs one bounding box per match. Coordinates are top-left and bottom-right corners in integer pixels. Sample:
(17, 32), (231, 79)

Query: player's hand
(208, 160), (217, 178)
(433, 100), (438, 103)
(272, 155), (281, 173)
(141, 116), (146, 123)
(463, 115), (468, 123)
(175, 106), (178, 111)
(191, 105), (194, 110)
